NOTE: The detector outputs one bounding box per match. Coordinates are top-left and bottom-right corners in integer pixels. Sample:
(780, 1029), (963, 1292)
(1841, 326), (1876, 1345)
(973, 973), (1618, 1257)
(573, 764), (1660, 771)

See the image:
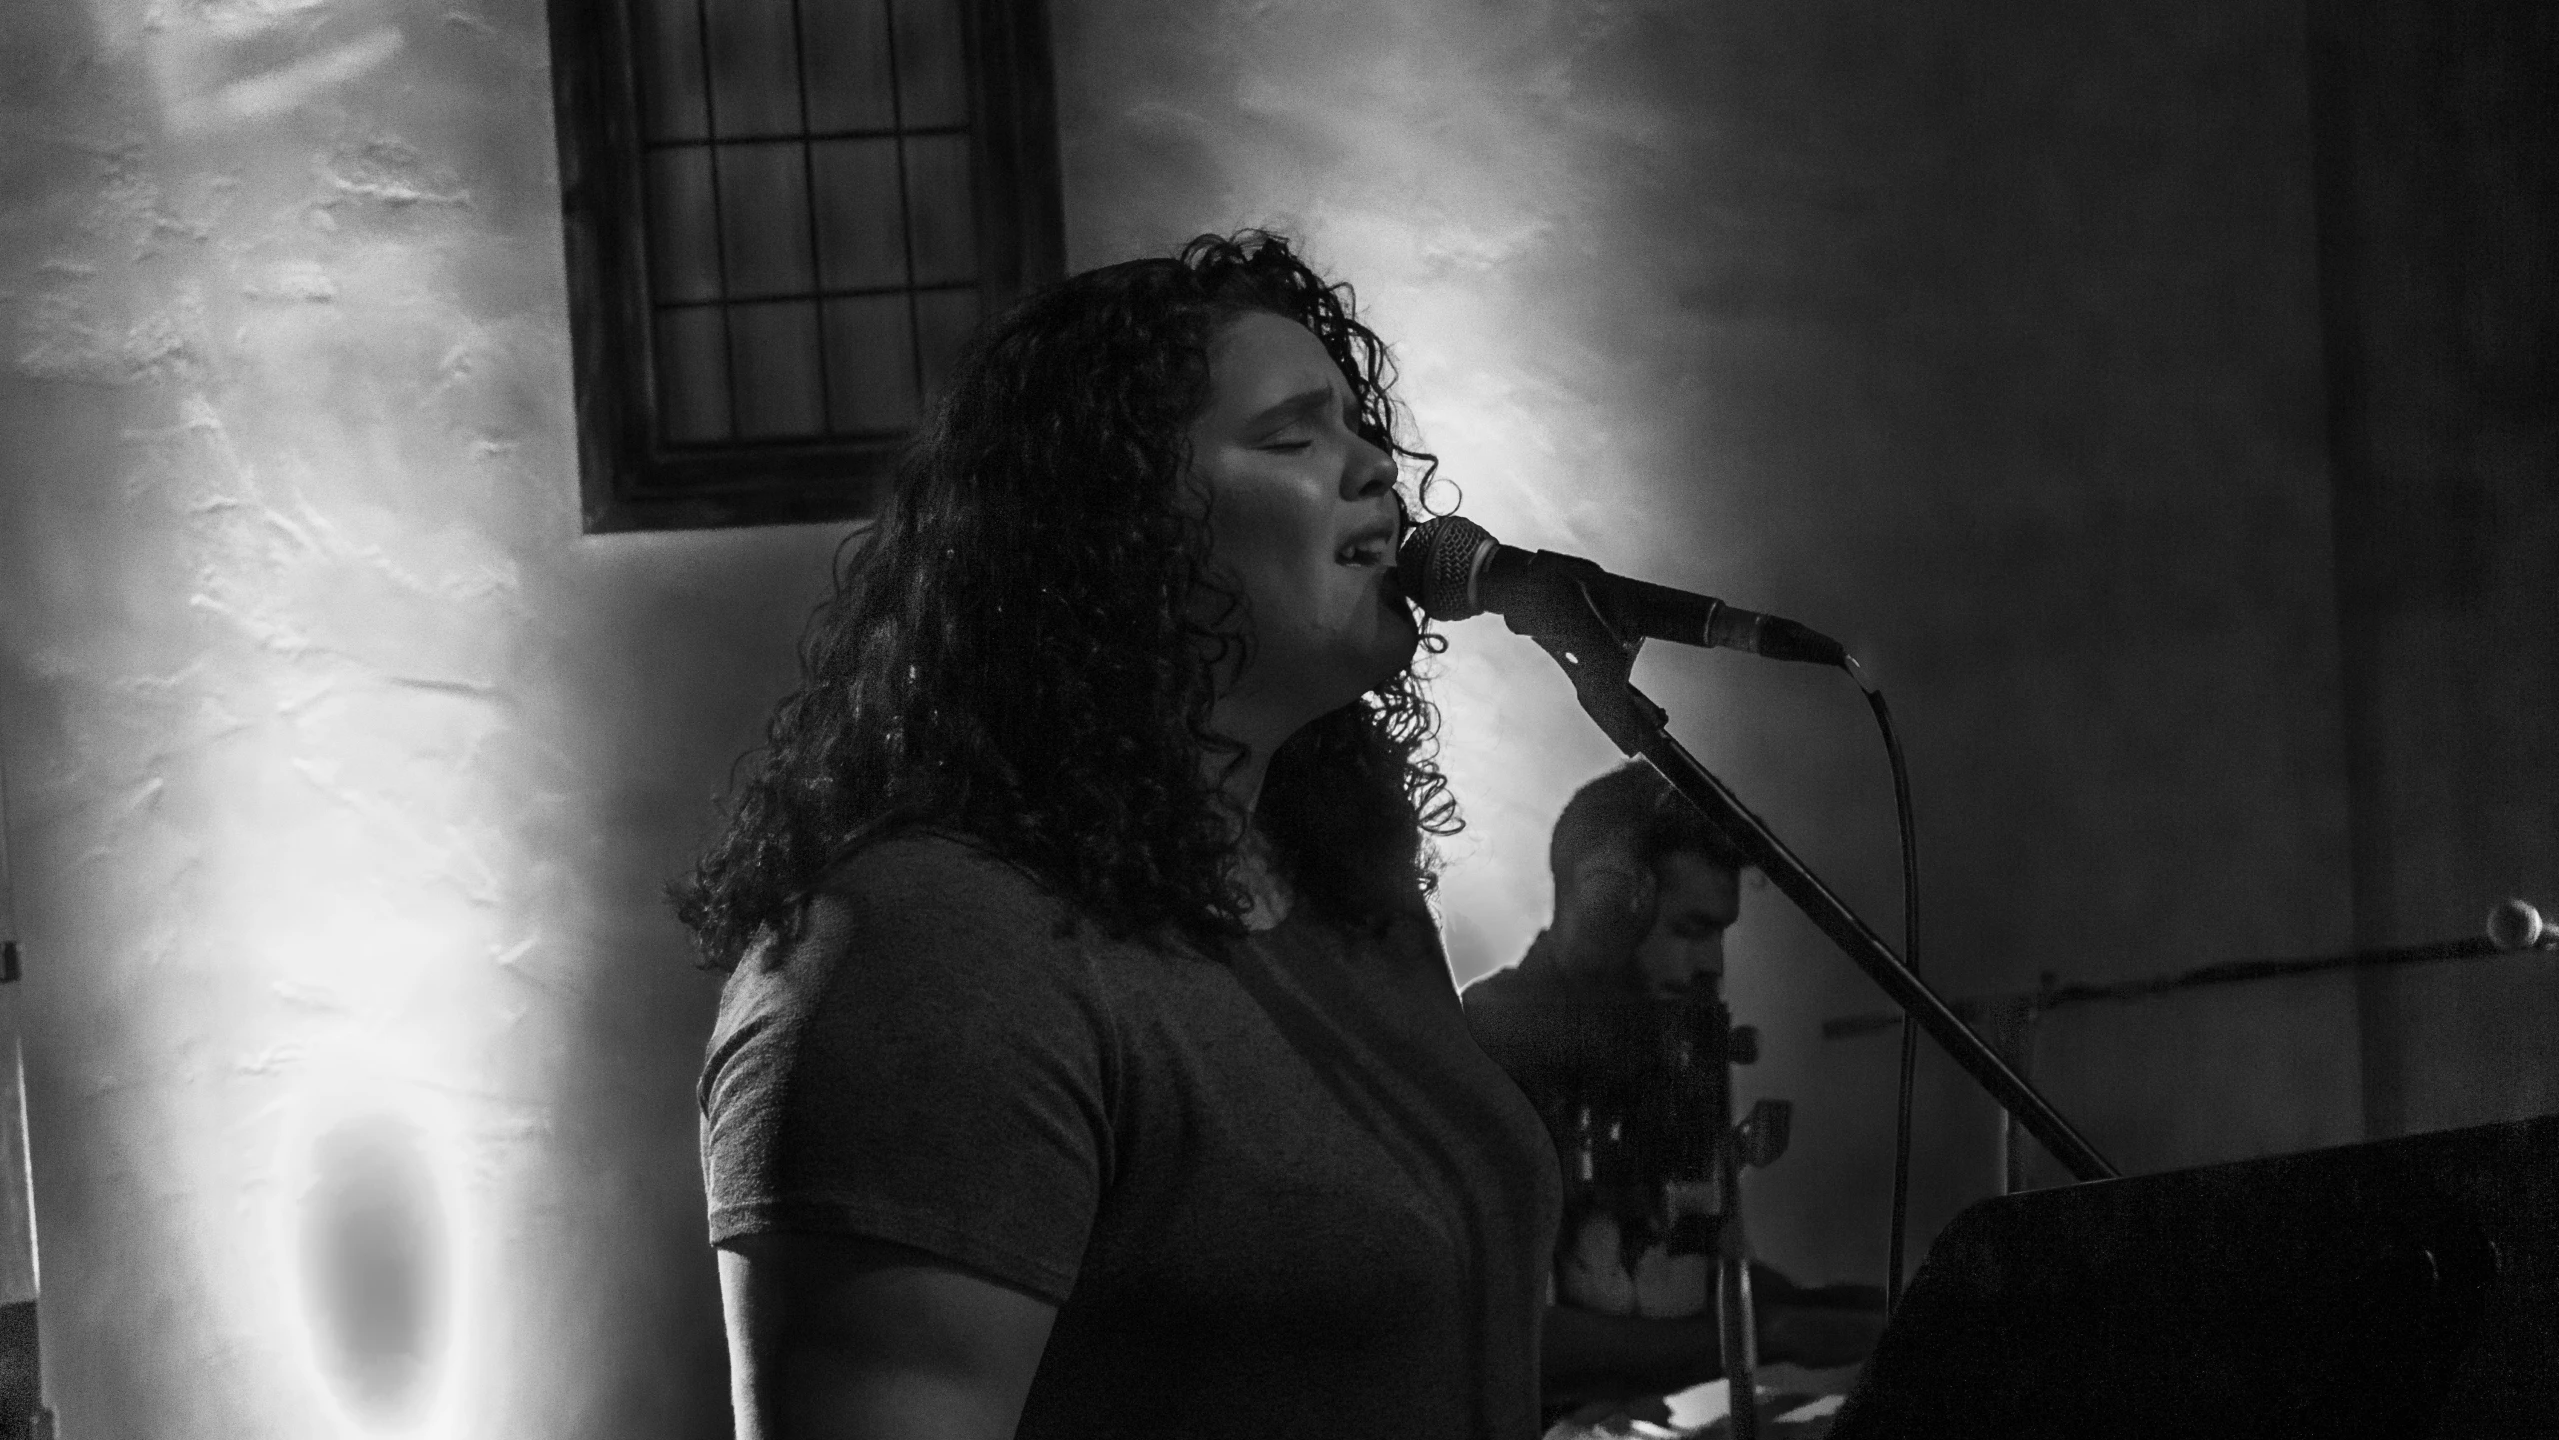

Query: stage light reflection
(38, 2), (613, 1436)
(162, 388), (518, 1440)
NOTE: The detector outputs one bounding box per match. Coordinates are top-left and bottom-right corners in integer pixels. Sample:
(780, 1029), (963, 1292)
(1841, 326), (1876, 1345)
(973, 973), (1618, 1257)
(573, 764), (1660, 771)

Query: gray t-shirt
(699, 833), (1561, 1439)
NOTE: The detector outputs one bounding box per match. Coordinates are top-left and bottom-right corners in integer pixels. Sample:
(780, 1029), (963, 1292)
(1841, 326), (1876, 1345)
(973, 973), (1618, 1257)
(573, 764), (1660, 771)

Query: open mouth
(1334, 519), (1399, 568)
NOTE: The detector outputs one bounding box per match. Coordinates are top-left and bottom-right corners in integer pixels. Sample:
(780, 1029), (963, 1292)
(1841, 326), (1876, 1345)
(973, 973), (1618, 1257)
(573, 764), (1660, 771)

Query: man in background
(1464, 763), (1884, 1414)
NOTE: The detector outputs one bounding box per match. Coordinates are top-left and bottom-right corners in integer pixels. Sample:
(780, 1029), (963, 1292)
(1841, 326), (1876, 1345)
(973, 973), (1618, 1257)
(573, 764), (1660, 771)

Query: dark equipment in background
(1826, 1111), (2559, 1440)
(1822, 898), (2558, 1193)
(1467, 991), (1794, 1437)
(1814, 901), (2557, 1436)
(1411, 506), (2559, 1438)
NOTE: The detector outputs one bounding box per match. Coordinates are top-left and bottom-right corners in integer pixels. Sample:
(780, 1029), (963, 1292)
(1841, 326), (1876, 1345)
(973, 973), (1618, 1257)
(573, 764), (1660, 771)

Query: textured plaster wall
(0, 1), (827, 1434)
(1053, 0), (2354, 1304)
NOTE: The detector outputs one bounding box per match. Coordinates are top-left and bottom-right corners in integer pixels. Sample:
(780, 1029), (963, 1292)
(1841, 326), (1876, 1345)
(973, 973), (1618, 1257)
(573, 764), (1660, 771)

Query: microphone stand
(1707, 999), (1759, 1440)
(1498, 577), (2118, 1186)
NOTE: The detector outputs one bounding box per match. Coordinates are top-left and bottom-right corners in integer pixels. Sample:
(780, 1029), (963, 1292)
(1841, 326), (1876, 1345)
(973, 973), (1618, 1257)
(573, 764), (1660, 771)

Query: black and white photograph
(0, 1), (2551, 1436)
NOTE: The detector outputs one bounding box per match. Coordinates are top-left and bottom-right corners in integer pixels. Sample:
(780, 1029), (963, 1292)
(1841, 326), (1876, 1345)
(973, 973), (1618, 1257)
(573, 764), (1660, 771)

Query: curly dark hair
(671, 231), (1461, 969)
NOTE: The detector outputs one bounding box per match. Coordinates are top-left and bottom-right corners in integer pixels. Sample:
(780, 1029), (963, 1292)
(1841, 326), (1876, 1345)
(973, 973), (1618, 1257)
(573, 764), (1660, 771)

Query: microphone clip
(1510, 565), (1669, 755)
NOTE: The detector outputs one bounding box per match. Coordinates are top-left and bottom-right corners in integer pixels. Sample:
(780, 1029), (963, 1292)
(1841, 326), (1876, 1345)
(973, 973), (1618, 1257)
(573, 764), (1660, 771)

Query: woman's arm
(720, 1234), (1059, 1440)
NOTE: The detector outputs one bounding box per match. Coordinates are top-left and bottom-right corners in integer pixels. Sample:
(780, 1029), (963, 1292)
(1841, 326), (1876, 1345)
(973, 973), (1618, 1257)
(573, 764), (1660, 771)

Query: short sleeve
(697, 837), (1114, 1305)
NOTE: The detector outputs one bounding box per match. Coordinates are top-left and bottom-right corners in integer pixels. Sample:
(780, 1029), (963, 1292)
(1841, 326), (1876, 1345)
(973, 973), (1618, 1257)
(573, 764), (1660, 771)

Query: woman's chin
(1253, 616), (1421, 721)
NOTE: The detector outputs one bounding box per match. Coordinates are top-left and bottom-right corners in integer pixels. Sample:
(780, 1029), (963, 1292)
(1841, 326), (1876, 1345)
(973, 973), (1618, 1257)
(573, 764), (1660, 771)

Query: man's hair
(670, 231), (1457, 969)
(1547, 763), (1750, 897)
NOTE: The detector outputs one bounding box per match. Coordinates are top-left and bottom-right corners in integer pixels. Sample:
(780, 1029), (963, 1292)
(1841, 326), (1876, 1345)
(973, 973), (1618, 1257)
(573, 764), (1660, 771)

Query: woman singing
(678, 233), (1561, 1438)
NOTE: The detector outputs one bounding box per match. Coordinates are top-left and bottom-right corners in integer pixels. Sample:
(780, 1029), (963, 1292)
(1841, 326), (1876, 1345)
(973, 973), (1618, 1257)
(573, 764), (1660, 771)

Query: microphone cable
(1841, 655), (1920, 1318)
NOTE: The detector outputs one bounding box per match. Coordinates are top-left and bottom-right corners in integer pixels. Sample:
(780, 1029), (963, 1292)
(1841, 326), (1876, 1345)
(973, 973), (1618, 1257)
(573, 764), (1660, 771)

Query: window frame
(546, 0), (1065, 533)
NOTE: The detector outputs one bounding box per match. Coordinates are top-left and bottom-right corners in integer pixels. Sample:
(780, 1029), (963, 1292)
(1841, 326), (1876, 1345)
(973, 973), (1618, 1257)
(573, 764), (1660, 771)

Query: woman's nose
(1343, 434), (1397, 497)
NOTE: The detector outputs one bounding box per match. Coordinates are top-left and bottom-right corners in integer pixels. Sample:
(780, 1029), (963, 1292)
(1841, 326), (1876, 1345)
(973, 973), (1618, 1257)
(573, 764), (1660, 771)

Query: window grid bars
(633, 0), (981, 443)
(685, 0), (739, 441)
(638, 122), (969, 151)
(652, 279), (978, 312)
(632, 0), (981, 444)
(884, 0), (928, 408)
(785, 0), (836, 435)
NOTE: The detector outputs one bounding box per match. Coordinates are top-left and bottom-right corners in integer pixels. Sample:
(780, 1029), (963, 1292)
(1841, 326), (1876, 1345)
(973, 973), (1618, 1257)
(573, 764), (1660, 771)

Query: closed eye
(1242, 383), (1366, 454)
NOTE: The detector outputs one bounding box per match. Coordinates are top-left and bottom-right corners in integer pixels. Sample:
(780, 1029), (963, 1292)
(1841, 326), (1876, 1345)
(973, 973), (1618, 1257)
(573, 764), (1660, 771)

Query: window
(547, 0), (1064, 531)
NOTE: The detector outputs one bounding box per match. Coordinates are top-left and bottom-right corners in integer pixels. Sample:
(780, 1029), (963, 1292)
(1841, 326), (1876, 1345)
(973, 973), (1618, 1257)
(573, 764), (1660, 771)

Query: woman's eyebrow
(1241, 385), (1338, 433)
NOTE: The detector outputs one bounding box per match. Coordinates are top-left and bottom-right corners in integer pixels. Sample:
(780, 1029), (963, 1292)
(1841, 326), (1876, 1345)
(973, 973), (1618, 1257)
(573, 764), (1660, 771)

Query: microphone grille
(1398, 515), (1494, 621)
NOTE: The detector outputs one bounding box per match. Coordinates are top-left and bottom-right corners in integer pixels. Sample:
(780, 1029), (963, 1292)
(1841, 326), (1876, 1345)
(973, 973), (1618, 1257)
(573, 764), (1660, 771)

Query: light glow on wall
(5, 5), (577, 1433)
(14, 1), (851, 1432)
(131, 384), (524, 1440)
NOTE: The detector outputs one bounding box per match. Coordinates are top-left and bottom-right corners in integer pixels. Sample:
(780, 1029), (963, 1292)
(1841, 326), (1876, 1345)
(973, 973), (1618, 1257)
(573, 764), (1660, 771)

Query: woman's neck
(1208, 740), (1295, 931)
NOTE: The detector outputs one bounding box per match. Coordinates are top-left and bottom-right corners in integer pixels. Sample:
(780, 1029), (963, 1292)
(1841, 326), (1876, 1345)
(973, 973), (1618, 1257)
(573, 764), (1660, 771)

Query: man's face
(1632, 850), (1740, 998)
(1557, 843), (1741, 995)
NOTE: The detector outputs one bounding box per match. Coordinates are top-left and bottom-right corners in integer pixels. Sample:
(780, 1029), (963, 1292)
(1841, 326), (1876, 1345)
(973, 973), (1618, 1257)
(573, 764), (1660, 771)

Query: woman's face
(1188, 310), (1417, 740)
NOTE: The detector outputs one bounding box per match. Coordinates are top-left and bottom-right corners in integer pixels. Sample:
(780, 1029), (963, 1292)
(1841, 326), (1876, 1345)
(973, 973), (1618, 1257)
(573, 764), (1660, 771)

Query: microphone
(1397, 515), (1848, 666)
(2488, 898), (2559, 952)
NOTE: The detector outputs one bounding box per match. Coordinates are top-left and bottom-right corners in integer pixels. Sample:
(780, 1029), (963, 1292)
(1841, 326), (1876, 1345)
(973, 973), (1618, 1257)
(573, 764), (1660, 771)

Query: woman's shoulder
(815, 828), (1059, 912)
(782, 829), (1224, 987)
(730, 830), (1107, 1012)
